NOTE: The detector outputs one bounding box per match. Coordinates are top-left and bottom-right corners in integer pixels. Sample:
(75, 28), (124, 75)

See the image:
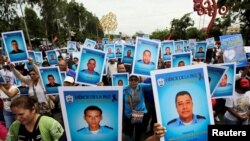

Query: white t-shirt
(0, 85), (20, 112)
(107, 62), (118, 77)
(28, 82), (48, 104)
(224, 91), (250, 121)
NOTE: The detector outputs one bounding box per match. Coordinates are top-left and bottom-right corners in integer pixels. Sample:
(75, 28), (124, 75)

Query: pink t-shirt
(0, 122), (7, 140)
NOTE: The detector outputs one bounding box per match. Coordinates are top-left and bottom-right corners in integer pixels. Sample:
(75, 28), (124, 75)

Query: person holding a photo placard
(123, 75), (151, 141)
(167, 91), (206, 128)
(9, 40), (24, 54)
(77, 105), (113, 135)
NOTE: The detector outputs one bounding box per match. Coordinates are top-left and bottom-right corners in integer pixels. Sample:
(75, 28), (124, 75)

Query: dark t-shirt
(18, 116), (42, 141)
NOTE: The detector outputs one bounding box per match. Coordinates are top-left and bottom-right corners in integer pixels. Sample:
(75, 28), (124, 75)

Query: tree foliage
(170, 13), (194, 40)
(0, 0), (104, 46)
(150, 29), (170, 41)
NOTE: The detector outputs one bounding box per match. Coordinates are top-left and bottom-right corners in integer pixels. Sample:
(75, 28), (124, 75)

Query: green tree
(150, 29), (170, 41)
(0, 0), (18, 32)
(24, 7), (45, 38)
(170, 13), (194, 40)
(218, 0), (250, 45)
(186, 27), (206, 40)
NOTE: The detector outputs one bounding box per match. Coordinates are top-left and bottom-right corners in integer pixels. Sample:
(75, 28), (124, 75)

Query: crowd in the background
(0, 38), (250, 141)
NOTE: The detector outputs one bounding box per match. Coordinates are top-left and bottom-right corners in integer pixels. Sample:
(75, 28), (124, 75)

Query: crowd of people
(0, 38), (249, 141)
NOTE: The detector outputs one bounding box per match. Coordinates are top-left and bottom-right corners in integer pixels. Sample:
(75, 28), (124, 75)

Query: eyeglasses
(129, 79), (138, 82)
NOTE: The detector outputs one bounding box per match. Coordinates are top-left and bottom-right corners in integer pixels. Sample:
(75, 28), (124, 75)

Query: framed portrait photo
(104, 44), (115, 59)
(46, 50), (58, 65)
(35, 52), (43, 66)
(207, 65), (228, 95)
(67, 41), (77, 53)
(1, 30), (29, 63)
(206, 37), (215, 49)
(161, 40), (174, 62)
(212, 62), (236, 98)
(111, 73), (129, 86)
(174, 41), (184, 54)
(220, 34), (248, 68)
(39, 66), (62, 95)
(59, 86), (123, 141)
(151, 64), (214, 141)
(83, 38), (96, 49)
(132, 37), (160, 77)
(122, 44), (135, 65)
(194, 42), (207, 59)
(76, 47), (106, 86)
(115, 44), (123, 58)
(171, 52), (192, 68)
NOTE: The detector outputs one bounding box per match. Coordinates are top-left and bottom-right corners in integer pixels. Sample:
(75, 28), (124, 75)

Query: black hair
(175, 91), (192, 103)
(47, 74), (54, 79)
(84, 105), (102, 115)
(10, 96), (36, 111)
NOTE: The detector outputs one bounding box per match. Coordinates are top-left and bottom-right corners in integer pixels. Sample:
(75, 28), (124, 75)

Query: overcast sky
(75, 0), (211, 36)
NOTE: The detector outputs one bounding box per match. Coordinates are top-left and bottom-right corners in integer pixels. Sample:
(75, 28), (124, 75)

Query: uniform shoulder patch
(167, 118), (177, 125)
(196, 115), (206, 119)
(104, 125), (113, 130)
(77, 127), (86, 132)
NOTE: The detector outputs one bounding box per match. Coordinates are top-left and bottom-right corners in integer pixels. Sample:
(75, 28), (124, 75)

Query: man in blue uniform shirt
(137, 50), (155, 65)
(167, 91), (206, 128)
(77, 105), (113, 134)
(81, 58), (100, 76)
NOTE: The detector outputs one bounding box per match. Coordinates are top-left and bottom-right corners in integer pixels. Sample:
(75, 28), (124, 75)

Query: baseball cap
(129, 75), (139, 81)
(64, 76), (74, 83)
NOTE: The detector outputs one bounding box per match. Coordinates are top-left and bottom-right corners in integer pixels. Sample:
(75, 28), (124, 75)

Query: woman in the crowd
(8, 58), (53, 113)
(0, 78), (20, 128)
(123, 75), (151, 141)
(6, 96), (65, 141)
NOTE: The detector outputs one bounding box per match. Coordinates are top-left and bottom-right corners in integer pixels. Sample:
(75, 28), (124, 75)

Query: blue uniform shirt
(81, 69), (100, 76)
(167, 114), (206, 128)
(137, 60), (155, 65)
(77, 125), (113, 135)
